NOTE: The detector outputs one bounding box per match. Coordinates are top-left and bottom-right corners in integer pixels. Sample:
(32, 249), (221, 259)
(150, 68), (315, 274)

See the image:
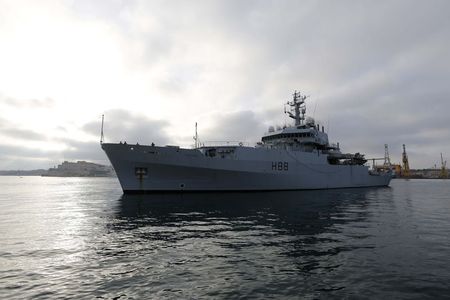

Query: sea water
(1, 176), (449, 299)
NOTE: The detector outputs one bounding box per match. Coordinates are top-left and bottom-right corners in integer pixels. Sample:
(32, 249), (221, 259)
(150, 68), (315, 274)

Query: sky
(1, 0), (449, 170)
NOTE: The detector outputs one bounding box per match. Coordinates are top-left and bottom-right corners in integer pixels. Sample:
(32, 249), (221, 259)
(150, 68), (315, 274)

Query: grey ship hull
(102, 143), (391, 193)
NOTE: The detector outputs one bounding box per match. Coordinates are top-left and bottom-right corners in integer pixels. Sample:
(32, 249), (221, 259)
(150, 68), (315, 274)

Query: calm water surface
(0, 177), (449, 299)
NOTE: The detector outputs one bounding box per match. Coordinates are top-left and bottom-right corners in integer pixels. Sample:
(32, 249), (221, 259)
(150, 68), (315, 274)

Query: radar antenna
(286, 90), (308, 126)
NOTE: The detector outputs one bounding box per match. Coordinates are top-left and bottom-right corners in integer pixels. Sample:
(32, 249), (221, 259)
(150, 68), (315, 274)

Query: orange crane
(402, 144), (410, 177)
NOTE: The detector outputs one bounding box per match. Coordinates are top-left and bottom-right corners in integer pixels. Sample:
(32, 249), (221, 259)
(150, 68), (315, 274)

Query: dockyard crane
(440, 153), (448, 179)
(383, 144), (391, 168)
(402, 144), (410, 177)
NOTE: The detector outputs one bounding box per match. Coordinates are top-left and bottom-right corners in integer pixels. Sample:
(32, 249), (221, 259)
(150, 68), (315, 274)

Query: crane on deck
(369, 144), (398, 175)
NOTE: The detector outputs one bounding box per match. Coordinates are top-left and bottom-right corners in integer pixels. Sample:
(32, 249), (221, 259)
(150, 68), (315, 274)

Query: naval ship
(101, 91), (391, 193)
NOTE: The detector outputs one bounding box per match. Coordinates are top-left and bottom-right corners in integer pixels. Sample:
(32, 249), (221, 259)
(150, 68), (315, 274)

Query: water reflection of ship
(114, 188), (391, 261)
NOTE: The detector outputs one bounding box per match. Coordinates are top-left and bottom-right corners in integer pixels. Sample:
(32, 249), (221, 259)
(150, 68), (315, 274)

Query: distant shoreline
(0, 174), (116, 177)
(0, 170), (47, 176)
(0, 161), (116, 177)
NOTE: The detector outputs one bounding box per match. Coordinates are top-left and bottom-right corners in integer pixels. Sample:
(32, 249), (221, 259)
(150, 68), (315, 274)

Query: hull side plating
(102, 143), (391, 193)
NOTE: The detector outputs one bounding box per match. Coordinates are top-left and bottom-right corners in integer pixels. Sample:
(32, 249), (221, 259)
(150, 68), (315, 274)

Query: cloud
(0, 138), (108, 170)
(199, 110), (267, 145)
(0, 143), (57, 169)
(0, 107), (173, 169)
(82, 109), (171, 145)
(1, 0), (450, 168)
(0, 128), (47, 141)
(0, 115), (49, 142)
(60, 140), (107, 162)
(0, 96), (55, 108)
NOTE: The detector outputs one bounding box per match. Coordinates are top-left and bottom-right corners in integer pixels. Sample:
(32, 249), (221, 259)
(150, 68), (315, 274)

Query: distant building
(409, 168), (442, 179)
(394, 168), (447, 179)
(43, 161), (115, 177)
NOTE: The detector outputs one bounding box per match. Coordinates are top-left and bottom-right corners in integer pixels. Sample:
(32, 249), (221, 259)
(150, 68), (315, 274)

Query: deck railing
(198, 141), (252, 147)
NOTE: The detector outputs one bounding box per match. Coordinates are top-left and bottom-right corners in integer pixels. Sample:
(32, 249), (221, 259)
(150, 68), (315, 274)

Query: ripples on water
(0, 177), (449, 299)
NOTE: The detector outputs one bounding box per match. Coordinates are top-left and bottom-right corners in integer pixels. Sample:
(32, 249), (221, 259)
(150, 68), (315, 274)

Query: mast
(100, 114), (104, 144)
(286, 90), (308, 126)
(193, 122), (198, 148)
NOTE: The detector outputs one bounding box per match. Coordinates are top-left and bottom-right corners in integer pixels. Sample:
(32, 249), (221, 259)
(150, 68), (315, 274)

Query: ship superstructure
(101, 91), (391, 193)
(258, 91), (367, 166)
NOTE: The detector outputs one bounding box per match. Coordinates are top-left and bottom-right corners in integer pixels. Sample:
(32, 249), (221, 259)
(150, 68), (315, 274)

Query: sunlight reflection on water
(1, 177), (450, 299)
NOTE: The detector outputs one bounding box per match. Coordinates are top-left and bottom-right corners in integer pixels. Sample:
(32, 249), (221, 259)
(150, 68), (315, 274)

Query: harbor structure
(43, 161), (115, 177)
(440, 153), (448, 179)
(402, 144), (410, 178)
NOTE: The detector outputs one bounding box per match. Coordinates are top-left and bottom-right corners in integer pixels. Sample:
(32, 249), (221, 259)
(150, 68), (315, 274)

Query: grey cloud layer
(1, 94), (55, 108)
(0, 108), (171, 169)
(83, 109), (170, 145)
(199, 111), (267, 144)
(1, 0), (450, 168)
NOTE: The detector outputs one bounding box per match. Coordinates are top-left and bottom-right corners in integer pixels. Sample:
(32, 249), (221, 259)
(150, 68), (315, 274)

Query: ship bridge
(261, 91), (329, 149)
(261, 124), (329, 147)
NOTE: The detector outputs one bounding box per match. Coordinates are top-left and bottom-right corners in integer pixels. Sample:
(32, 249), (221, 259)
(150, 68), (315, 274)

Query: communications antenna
(402, 144), (410, 177)
(440, 153), (448, 179)
(286, 90), (309, 126)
